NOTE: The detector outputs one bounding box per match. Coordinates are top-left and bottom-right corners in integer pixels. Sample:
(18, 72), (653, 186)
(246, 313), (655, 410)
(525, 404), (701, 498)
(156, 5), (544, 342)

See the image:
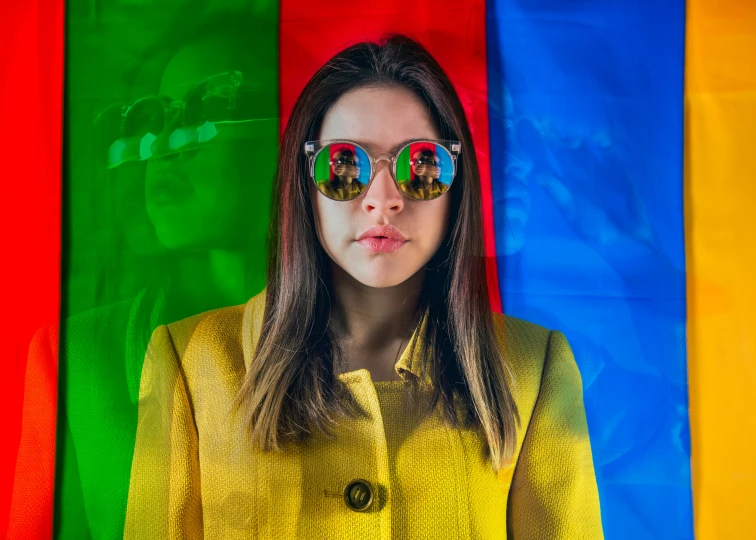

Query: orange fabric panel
(7, 327), (59, 539)
(686, 0), (756, 537)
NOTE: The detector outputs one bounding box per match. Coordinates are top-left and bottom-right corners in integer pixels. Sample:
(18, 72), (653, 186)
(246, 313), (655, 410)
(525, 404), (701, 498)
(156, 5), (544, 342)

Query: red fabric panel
(410, 142), (437, 157)
(0, 0), (64, 537)
(329, 143), (358, 181)
(279, 0), (502, 313)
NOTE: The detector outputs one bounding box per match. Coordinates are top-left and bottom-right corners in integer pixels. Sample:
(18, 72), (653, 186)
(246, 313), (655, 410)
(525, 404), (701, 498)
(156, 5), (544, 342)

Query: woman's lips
(356, 237), (406, 252)
(146, 173), (193, 205)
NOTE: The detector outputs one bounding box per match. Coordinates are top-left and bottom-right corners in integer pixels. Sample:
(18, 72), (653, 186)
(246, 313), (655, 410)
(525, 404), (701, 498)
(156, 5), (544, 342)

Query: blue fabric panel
(486, 1), (692, 538)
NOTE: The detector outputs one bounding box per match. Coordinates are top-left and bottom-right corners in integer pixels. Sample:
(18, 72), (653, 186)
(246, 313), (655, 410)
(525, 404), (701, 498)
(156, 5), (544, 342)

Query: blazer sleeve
(508, 330), (604, 539)
(124, 325), (203, 539)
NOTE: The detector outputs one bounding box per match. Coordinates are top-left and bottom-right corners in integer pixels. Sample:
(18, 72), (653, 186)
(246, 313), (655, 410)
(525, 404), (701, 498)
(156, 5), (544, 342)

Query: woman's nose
(361, 159), (404, 215)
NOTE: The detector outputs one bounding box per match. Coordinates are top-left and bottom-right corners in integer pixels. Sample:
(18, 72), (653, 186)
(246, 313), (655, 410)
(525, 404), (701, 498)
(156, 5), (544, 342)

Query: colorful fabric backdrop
(1, 0), (753, 538)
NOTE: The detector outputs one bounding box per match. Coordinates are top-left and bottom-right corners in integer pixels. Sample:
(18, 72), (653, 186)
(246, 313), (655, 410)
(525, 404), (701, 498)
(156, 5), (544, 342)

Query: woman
(125, 34), (603, 538)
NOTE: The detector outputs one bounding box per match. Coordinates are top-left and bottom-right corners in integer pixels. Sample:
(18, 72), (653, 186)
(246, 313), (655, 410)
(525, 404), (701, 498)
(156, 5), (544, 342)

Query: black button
(343, 479), (374, 512)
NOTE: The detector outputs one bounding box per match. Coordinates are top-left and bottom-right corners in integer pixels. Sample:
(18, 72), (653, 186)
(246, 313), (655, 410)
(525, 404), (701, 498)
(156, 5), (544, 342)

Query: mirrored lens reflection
(398, 142), (452, 200)
(314, 143), (370, 201)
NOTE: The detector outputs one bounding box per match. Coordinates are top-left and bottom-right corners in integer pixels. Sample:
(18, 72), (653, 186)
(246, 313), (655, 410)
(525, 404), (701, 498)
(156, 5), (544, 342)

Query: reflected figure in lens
(401, 148), (449, 200)
(322, 148), (366, 200)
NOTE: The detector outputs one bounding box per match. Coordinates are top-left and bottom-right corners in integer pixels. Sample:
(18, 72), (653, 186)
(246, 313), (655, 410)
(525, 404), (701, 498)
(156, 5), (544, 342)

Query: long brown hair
(237, 34), (520, 471)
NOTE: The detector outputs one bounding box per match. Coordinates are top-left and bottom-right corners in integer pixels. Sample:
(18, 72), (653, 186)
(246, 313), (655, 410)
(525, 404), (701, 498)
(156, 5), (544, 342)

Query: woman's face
(312, 85), (452, 288)
(145, 142), (253, 251)
(331, 150), (357, 183)
(412, 149), (440, 184)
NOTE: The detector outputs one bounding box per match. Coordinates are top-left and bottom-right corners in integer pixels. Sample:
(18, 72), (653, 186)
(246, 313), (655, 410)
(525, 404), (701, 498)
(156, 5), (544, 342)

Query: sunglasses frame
(303, 139), (462, 201)
(94, 70), (278, 168)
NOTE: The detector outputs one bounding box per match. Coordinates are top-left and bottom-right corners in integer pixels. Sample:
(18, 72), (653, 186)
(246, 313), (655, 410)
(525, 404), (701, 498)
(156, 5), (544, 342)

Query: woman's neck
(163, 249), (256, 323)
(328, 263), (425, 378)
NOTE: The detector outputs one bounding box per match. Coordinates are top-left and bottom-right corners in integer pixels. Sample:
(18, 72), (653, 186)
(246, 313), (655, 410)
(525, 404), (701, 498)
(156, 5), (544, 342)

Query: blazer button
(343, 479), (374, 512)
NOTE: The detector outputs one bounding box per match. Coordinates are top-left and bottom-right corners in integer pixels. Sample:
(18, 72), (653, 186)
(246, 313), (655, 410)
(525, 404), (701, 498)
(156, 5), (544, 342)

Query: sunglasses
(93, 70), (277, 169)
(304, 139), (461, 201)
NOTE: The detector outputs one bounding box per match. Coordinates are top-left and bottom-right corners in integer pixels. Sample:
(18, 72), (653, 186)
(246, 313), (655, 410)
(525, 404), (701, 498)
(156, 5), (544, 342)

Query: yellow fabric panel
(686, 1), (756, 537)
(124, 290), (603, 538)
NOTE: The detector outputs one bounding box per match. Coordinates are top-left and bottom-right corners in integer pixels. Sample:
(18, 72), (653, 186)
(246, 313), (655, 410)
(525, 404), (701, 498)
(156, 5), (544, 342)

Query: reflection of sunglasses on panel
(304, 139), (461, 201)
(93, 70), (277, 169)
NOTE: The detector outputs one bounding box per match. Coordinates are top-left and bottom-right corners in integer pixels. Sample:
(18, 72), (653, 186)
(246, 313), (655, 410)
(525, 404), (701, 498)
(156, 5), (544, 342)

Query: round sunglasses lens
(124, 98), (167, 139)
(313, 143), (370, 201)
(396, 142), (453, 200)
(93, 98), (167, 168)
(93, 104), (128, 168)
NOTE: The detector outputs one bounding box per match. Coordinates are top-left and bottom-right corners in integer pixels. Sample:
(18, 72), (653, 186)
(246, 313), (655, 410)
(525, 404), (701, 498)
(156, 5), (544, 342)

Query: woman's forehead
(158, 36), (275, 100)
(318, 86), (440, 153)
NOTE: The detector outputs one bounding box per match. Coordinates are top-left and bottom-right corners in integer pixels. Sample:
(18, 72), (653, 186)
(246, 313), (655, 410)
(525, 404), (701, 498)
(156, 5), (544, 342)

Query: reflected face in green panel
(144, 35), (277, 251)
(146, 141), (254, 251)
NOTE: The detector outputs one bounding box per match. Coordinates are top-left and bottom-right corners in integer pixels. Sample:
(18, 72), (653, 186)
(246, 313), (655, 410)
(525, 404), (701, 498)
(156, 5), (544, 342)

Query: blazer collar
(393, 308), (432, 385)
(242, 289), (266, 373)
(242, 289), (432, 385)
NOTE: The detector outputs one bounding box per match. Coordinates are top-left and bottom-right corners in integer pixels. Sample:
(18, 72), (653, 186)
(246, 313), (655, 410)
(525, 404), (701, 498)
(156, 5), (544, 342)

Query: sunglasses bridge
(365, 154), (398, 181)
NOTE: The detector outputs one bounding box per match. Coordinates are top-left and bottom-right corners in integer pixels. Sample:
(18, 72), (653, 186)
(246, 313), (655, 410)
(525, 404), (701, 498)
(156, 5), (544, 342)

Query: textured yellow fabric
(124, 289), (603, 539)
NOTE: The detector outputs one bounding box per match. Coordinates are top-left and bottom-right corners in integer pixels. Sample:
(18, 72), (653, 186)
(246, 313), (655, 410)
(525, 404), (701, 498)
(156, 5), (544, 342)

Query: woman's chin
(360, 277), (406, 288)
(347, 265), (421, 289)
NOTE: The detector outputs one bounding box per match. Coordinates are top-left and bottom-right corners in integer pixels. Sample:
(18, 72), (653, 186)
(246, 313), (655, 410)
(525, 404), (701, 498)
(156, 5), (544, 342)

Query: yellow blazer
(399, 179), (449, 200)
(125, 289), (603, 539)
(320, 179), (366, 200)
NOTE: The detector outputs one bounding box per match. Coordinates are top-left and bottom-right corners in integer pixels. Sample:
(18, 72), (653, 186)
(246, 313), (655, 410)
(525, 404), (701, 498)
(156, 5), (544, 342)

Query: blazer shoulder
(491, 311), (552, 370)
(163, 304), (247, 360)
(490, 312), (556, 422)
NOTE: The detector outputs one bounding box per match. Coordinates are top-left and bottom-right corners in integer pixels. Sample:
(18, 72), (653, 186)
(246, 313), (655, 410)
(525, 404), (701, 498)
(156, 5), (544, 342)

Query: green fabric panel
(396, 145), (410, 182)
(57, 5), (279, 538)
(315, 147), (331, 183)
